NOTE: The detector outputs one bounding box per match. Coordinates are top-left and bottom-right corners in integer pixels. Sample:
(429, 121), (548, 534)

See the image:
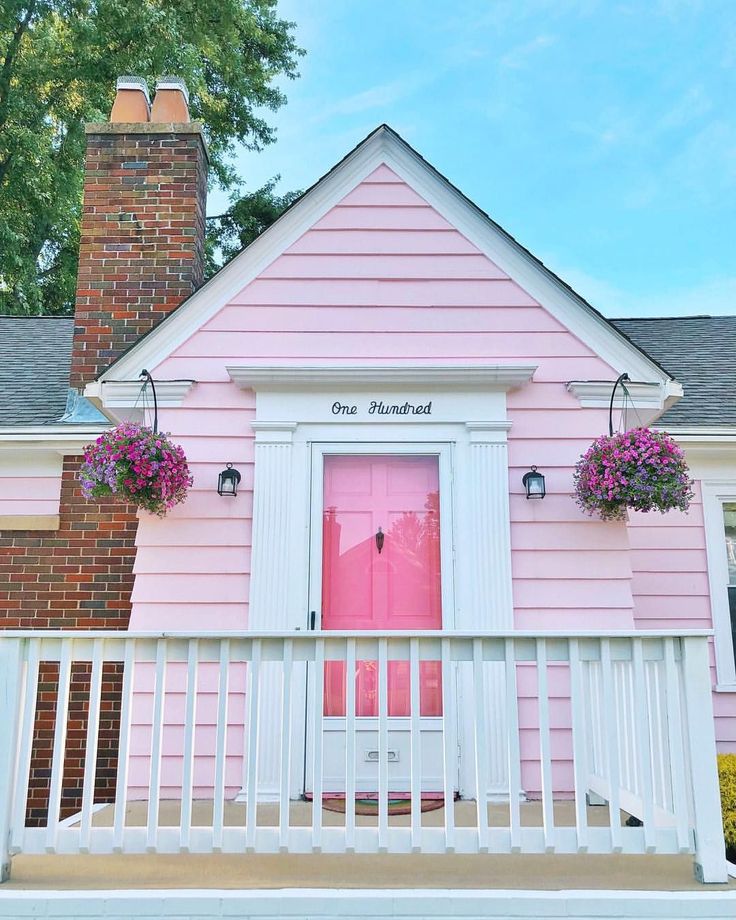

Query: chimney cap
(155, 76), (190, 104)
(115, 76), (150, 104)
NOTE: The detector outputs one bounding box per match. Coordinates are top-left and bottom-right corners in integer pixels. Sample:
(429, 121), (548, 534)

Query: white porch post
(0, 639), (23, 882)
(681, 636), (728, 883)
(457, 422), (515, 797)
(246, 421), (298, 798)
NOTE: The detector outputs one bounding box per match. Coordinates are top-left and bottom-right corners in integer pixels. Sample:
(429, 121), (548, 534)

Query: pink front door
(321, 454), (442, 717)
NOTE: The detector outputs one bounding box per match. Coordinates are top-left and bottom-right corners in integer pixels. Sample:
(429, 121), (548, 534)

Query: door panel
(322, 455), (442, 718)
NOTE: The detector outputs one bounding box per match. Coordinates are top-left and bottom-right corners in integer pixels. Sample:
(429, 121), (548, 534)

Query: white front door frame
(304, 441), (457, 796)
(241, 366), (530, 799)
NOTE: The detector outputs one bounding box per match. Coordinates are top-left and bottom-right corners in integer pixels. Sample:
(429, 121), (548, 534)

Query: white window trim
(307, 441), (456, 632)
(701, 480), (736, 689)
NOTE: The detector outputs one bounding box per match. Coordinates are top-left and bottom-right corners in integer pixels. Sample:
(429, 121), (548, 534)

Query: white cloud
(499, 34), (557, 69)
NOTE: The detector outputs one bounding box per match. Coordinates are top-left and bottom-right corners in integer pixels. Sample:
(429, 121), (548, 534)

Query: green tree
(205, 176), (301, 276)
(0, 0), (303, 315)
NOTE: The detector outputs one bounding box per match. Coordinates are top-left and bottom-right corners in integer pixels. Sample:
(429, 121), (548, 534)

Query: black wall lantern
(522, 466), (546, 500)
(217, 463), (241, 497)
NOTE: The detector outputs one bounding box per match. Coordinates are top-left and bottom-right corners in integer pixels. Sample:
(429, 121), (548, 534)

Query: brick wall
(71, 123), (208, 387)
(0, 103), (208, 826)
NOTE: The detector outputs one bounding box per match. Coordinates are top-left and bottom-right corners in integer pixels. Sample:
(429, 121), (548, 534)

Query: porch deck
(5, 801), (733, 892)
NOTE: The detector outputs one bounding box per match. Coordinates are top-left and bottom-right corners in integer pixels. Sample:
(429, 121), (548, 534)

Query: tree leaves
(0, 0), (303, 314)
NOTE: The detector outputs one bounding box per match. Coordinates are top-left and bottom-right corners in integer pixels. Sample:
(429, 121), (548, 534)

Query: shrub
(719, 753), (736, 860)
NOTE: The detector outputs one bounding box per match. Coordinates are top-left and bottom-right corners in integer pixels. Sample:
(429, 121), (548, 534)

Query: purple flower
(573, 427), (694, 521)
(78, 423), (193, 517)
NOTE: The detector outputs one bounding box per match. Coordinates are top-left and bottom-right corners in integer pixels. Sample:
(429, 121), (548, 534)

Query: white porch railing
(0, 630), (727, 883)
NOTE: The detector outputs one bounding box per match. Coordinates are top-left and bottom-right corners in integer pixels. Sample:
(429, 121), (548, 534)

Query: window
(703, 484), (736, 689)
(722, 503), (736, 668)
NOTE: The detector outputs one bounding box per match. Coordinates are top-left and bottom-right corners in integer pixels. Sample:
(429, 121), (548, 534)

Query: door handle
(375, 527), (384, 554)
(309, 610), (317, 630)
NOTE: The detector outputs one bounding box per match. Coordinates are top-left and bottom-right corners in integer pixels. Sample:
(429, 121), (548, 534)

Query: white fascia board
(84, 379), (195, 409)
(0, 425), (109, 454)
(227, 363), (537, 390)
(566, 380), (669, 411)
(97, 127), (674, 390)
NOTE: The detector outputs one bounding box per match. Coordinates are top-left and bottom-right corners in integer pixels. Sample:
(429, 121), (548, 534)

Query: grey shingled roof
(0, 310), (731, 429)
(612, 315), (736, 428)
(0, 316), (74, 425)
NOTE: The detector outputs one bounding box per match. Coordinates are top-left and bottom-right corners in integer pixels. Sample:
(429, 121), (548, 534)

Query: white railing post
(0, 639), (24, 882)
(681, 636), (728, 883)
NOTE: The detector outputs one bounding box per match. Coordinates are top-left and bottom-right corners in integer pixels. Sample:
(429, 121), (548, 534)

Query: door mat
(317, 794), (446, 816)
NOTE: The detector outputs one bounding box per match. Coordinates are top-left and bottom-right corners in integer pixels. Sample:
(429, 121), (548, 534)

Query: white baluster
(245, 639), (262, 853)
(663, 638), (689, 854)
(632, 639), (656, 852)
(45, 641), (73, 853)
(11, 639), (40, 856)
(472, 638), (489, 853)
(146, 639), (167, 853)
(345, 638), (357, 853)
(180, 639), (198, 853)
(79, 638), (104, 853)
(568, 639), (589, 854)
(600, 639), (622, 853)
(505, 638), (522, 853)
(441, 638), (456, 853)
(409, 639), (422, 854)
(213, 638), (230, 852)
(377, 638), (389, 853)
(0, 638), (24, 880)
(311, 638), (325, 853)
(113, 640), (135, 853)
(279, 639), (293, 853)
(536, 639), (555, 853)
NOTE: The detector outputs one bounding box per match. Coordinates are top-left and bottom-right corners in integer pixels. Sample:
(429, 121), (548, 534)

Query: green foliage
(0, 1), (303, 315)
(205, 176), (301, 276)
(719, 753), (736, 852)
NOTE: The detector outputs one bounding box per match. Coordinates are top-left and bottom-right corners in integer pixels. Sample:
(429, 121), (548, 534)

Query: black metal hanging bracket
(608, 372), (630, 437)
(139, 369), (159, 434)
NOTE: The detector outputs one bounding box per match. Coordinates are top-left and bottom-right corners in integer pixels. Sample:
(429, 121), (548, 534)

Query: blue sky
(211, 0), (735, 318)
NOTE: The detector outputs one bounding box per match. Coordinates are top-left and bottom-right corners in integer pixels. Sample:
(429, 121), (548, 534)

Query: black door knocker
(375, 526), (385, 554)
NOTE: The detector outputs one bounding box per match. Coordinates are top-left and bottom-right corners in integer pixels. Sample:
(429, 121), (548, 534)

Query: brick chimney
(71, 76), (208, 389)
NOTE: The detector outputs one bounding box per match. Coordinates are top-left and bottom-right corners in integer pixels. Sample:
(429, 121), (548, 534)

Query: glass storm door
(313, 453), (448, 794)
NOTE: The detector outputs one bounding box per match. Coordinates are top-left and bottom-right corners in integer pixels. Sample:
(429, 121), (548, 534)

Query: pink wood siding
(627, 480), (736, 750)
(135, 163), (654, 795)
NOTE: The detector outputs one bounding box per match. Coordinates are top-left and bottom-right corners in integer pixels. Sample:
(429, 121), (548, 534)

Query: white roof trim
(98, 126), (675, 389)
(664, 428), (736, 447)
(0, 425), (109, 454)
(84, 379), (195, 409)
(227, 363), (537, 390)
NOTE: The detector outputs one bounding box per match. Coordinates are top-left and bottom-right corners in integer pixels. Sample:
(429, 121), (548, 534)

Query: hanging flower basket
(573, 426), (694, 522)
(79, 423), (193, 517)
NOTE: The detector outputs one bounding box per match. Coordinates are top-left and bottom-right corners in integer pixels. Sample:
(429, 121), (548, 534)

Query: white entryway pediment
(229, 363), (536, 428)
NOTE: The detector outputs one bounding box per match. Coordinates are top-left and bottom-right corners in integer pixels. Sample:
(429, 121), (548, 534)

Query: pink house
(1, 77), (735, 915)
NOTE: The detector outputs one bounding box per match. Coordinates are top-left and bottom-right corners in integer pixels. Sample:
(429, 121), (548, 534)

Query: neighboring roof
(0, 316), (74, 425)
(612, 316), (736, 427)
(97, 124), (675, 394)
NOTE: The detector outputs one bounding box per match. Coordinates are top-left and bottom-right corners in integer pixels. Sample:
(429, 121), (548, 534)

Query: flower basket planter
(80, 423), (193, 517)
(573, 426), (693, 522)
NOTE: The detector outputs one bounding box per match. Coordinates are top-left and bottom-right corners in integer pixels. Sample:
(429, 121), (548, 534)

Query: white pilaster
(246, 422), (298, 798)
(457, 422), (514, 797)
